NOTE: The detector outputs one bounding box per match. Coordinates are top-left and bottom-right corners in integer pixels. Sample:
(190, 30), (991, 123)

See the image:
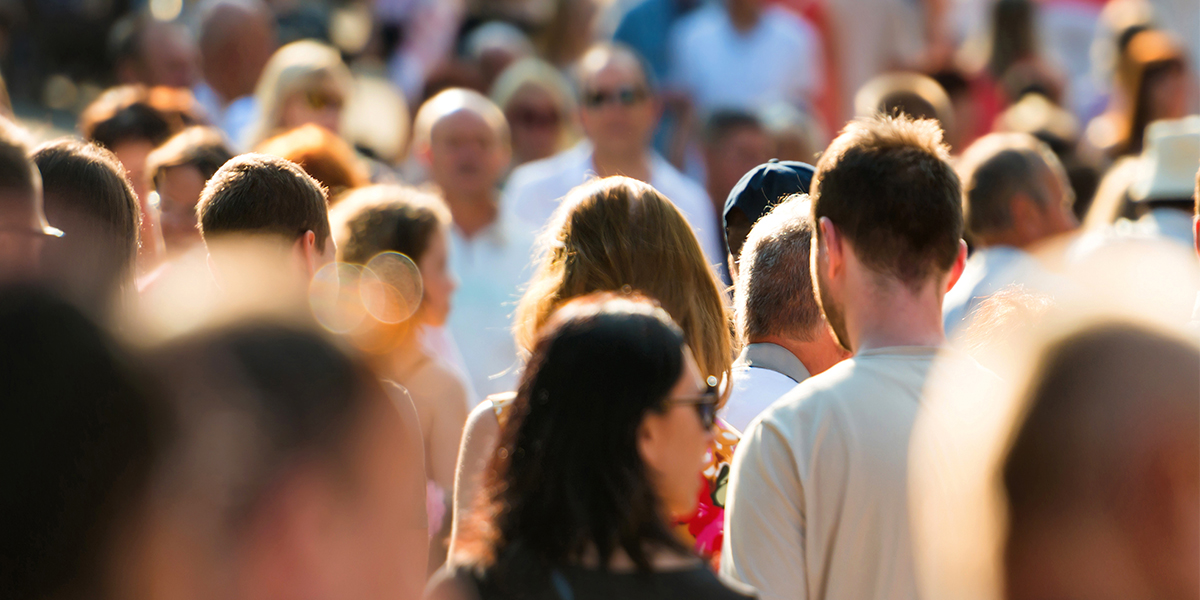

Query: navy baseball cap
(723, 159), (816, 232)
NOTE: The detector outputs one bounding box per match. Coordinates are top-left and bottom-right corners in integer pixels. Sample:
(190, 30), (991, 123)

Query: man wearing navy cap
(723, 159), (814, 278)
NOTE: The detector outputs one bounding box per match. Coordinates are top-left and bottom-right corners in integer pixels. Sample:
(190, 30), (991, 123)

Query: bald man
(193, 0), (277, 146)
(412, 88), (535, 401)
(501, 43), (723, 269)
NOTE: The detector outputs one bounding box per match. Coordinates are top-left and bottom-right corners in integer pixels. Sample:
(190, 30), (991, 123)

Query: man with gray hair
(723, 195), (848, 431)
(943, 132), (1077, 336)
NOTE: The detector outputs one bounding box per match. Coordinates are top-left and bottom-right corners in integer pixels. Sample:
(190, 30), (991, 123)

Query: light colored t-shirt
(721, 342), (809, 433)
(667, 4), (823, 114)
(445, 215), (537, 402)
(942, 245), (1061, 338)
(721, 346), (995, 600)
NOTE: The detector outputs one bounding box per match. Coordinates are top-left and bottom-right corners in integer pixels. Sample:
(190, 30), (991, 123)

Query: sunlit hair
(514, 176), (731, 395)
(330, 184), (450, 266)
(255, 123), (369, 199)
(735, 194), (822, 344)
(411, 88), (510, 154)
(249, 40), (352, 147)
(957, 132), (1072, 239)
(490, 57), (580, 152)
(459, 293), (692, 582)
(146, 126), (234, 192)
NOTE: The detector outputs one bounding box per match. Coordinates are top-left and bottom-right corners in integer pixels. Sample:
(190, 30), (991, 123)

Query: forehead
(582, 56), (645, 90)
(431, 109), (501, 140)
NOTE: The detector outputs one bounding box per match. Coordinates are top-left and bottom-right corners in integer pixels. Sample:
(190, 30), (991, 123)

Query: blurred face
(113, 140), (155, 212)
(505, 85), (565, 164)
(281, 84), (345, 135)
(0, 199), (46, 280)
(1146, 64), (1188, 122)
(579, 61), (657, 156)
(638, 349), (713, 518)
(1034, 171), (1078, 240)
(141, 23), (200, 88)
(427, 110), (509, 198)
(417, 227), (456, 327)
(156, 165), (207, 253)
(705, 127), (772, 211)
(323, 396), (428, 600)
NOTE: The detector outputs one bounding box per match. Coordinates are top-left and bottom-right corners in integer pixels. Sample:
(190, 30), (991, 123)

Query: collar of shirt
(734, 342), (810, 383)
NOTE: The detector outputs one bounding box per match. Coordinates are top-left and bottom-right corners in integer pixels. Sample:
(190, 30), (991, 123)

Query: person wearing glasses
(449, 176), (737, 569)
(246, 39), (352, 151)
(501, 43), (724, 268)
(0, 118), (60, 281)
(429, 292), (754, 600)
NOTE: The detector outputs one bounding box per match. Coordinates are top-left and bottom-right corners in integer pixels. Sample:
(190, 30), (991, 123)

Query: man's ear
(818, 217), (843, 276)
(1010, 195), (1041, 243)
(295, 230), (318, 279)
(946, 239), (968, 293)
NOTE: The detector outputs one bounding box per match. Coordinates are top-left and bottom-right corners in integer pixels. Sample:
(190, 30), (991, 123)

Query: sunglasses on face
(305, 90), (344, 111)
(666, 384), (720, 429)
(507, 107), (562, 128)
(583, 86), (648, 109)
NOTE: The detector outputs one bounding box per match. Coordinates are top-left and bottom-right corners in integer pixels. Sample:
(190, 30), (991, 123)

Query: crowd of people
(1, 0), (1198, 598)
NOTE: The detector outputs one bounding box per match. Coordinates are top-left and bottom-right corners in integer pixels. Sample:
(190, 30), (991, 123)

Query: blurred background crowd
(1, 0), (1199, 598)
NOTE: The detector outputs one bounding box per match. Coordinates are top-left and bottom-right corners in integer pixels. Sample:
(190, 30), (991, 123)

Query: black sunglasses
(666, 384), (720, 429)
(583, 86), (648, 109)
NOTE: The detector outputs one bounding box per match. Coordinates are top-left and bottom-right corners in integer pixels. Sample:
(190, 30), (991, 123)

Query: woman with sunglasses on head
(449, 176), (738, 570)
(429, 293), (754, 600)
(246, 40), (352, 149)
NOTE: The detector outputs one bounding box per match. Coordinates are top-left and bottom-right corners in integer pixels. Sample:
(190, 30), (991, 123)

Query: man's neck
(592, 146), (652, 183)
(443, 189), (499, 240)
(847, 276), (948, 352)
(750, 334), (846, 376)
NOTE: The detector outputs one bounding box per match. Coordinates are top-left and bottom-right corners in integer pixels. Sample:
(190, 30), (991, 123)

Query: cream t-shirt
(720, 346), (994, 600)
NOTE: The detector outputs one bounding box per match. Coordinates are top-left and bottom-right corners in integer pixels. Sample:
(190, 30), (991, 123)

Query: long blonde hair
(514, 176), (732, 396)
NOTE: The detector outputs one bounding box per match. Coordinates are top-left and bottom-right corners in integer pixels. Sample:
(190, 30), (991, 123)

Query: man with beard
(721, 115), (993, 600)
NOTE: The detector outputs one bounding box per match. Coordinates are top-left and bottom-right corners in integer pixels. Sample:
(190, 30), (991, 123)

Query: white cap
(1130, 115), (1200, 202)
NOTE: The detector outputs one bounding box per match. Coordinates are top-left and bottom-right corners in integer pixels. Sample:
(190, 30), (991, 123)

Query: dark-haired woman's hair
(460, 293), (692, 590)
(330, 184), (450, 266)
(33, 139), (140, 317)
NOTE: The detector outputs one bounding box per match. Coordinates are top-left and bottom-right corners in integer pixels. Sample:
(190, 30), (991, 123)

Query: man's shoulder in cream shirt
(721, 347), (994, 600)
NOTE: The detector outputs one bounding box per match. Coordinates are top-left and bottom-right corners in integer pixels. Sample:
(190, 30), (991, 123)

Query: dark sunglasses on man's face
(583, 86), (648, 109)
(305, 90), (344, 111)
(666, 384), (720, 429)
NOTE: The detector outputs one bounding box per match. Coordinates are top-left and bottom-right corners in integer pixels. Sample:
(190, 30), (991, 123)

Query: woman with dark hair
(430, 293), (754, 600)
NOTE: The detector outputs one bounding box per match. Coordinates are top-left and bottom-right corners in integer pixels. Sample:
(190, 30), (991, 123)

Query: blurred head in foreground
(197, 153), (332, 308)
(145, 323), (428, 600)
(516, 176), (731, 399)
(0, 285), (164, 600)
(911, 321), (1200, 600)
(455, 293), (713, 583)
(33, 139), (141, 319)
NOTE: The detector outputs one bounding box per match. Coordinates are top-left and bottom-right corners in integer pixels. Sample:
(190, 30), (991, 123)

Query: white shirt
(721, 347), (996, 600)
(502, 141), (725, 269)
(942, 245), (1060, 338)
(445, 213), (537, 403)
(721, 342), (810, 433)
(192, 84), (258, 152)
(667, 5), (823, 114)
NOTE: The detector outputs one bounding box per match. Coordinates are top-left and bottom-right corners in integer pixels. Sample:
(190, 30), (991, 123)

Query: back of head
(1003, 323), (1199, 598)
(812, 115), (962, 286)
(466, 293), (689, 577)
(197, 153), (330, 251)
(0, 285), (162, 600)
(33, 139), (141, 315)
(255, 124), (369, 198)
(735, 195), (822, 344)
(146, 126), (234, 190)
(331, 184), (449, 265)
(79, 85), (174, 151)
(957, 132), (1071, 241)
(516, 176), (731, 388)
(854, 73), (956, 145)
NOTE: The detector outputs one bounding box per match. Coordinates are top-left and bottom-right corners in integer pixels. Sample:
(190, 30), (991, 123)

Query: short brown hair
(958, 133), (1071, 239)
(736, 195), (822, 343)
(197, 153), (331, 251)
(812, 115), (962, 286)
(146, 126), (234, 192)
(330, 184), (449, 265)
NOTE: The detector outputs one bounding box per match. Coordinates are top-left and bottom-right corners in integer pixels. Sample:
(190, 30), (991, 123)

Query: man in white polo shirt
(723, 195), (848, 432)
(721, 115), (994, 600)
(502, 43), (723, 268)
